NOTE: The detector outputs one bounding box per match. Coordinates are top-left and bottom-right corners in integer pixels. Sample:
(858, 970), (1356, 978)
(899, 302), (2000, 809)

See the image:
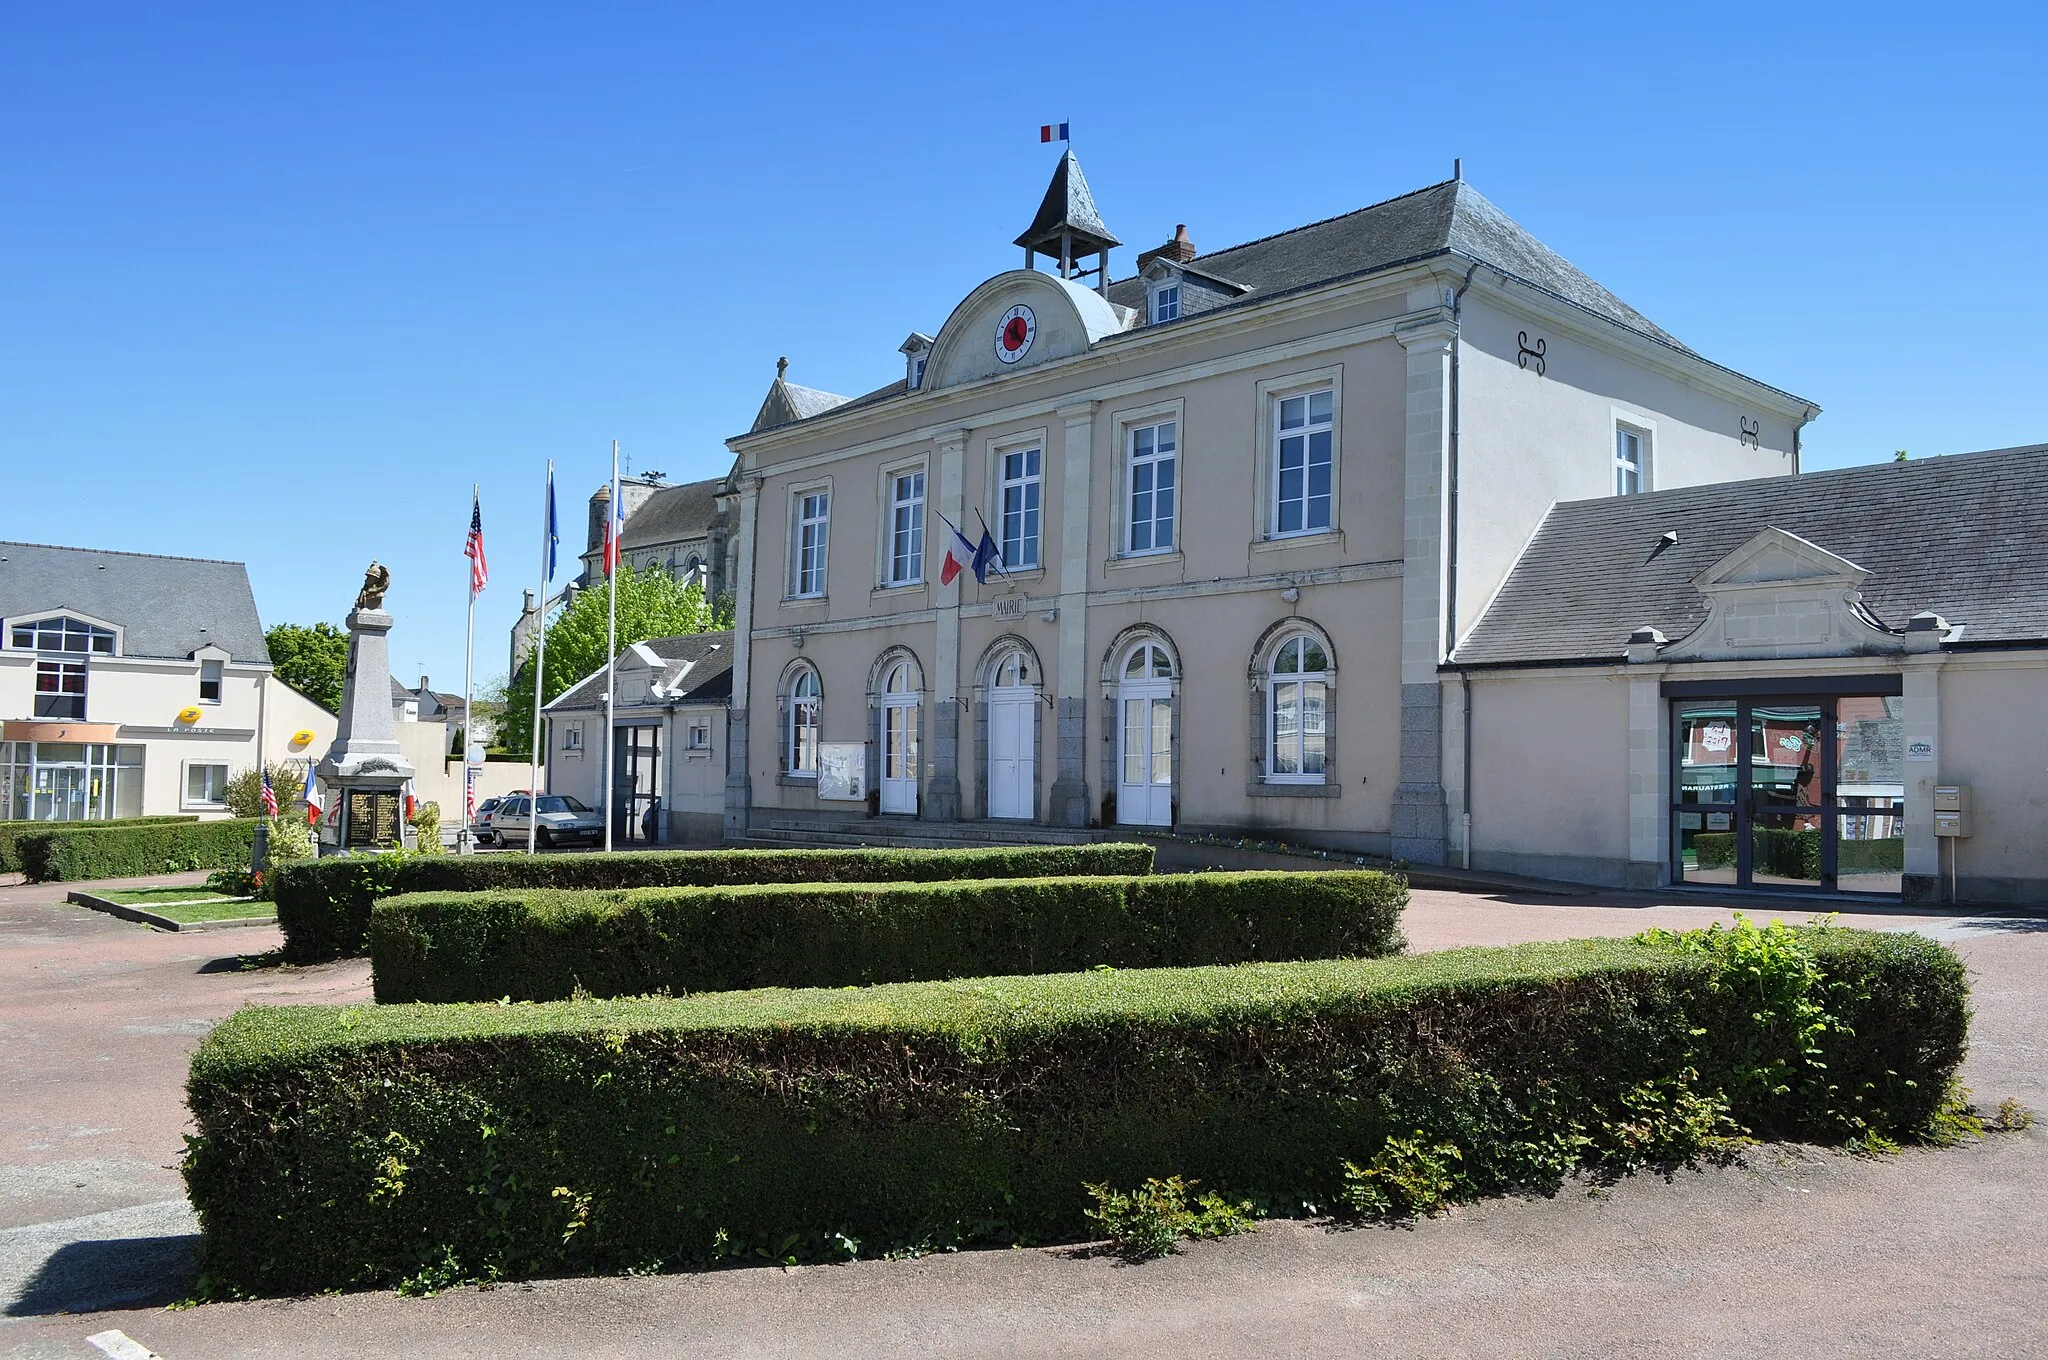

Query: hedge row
(1693, 828), (1903, 877)
(273, 842), (1156, 961)
(22, 818), (259, 883)
(0, 815), (197, 875)
(369, 869), (1408, 1003)
(185, 927), (1967, 1295)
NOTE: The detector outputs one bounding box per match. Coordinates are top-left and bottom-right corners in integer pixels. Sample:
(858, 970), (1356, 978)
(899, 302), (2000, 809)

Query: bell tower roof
(1013, 150), (1121, 256)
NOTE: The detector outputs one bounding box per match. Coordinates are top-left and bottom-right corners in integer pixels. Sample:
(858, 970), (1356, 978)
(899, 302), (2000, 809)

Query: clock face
(994, 304), (1036, 364)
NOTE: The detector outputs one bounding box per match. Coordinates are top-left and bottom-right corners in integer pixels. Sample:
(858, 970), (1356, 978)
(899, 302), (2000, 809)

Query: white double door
(986, 686), (1035, 820)
(1116, 681), (1174, 826)
(880, 695), (920, 814)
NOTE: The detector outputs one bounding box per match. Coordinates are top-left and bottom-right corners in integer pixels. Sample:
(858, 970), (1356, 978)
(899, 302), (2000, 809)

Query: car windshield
(536, 796), (590, 814)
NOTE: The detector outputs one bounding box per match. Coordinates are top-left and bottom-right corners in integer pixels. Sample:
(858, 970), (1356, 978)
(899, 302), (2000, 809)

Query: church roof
(619, 474), (727, 550)
(1014, 150), (1120, 256)
(1454, 445), (2048, 666)
(1107, 178), (1687, 351)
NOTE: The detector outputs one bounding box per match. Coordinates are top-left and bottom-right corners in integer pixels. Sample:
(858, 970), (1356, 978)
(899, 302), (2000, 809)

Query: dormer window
(1153, 284), (1181, 324)
(899, 332), (935, 390)
(10, 615), (116, 655)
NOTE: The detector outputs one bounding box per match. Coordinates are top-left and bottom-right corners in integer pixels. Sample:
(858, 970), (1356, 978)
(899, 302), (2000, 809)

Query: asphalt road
(3, 872), (2043, 1358)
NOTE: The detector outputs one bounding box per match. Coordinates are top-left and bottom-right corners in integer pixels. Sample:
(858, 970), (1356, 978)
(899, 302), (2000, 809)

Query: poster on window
(818, 742), (867, 801)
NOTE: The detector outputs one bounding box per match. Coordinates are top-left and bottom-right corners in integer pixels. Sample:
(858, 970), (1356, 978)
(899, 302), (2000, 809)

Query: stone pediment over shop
(1659, 527), (1896, 662)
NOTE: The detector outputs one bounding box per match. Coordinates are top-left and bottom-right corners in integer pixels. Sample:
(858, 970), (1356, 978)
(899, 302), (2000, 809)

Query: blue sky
(3, 2), (2041, 689)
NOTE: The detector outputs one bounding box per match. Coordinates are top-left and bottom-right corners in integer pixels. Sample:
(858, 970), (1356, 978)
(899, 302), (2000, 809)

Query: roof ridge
(1111, 178), (1459, 286)
(0, 540), (250, 569)
(1552, 445), (2048, 514)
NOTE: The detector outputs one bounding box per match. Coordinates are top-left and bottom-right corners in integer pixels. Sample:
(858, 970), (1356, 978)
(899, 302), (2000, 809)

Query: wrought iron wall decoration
(1516, 330), (1547, 376)
(1739, 416), (1761, 448)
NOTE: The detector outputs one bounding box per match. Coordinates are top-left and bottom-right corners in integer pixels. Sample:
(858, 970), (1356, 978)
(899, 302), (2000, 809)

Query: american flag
(260, 767), (279, 817)
(465, 491), (489, 596)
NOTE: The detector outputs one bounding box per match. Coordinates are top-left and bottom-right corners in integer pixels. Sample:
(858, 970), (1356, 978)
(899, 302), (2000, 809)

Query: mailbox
(1933, 784), (1972, 838)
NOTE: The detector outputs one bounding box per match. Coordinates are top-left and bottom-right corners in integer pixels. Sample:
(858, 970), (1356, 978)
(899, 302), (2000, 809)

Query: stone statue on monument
(355, 561), (391, 611)
(316, 561), (417, 854)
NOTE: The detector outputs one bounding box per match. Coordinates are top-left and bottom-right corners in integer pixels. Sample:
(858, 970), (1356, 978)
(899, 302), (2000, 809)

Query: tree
(224, 762), (306, 818)
(494, 565), (730, 757)
(266, 622), (349, 712)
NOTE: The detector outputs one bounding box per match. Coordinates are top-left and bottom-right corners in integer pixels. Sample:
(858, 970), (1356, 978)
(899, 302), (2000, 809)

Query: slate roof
(749, 376), (854, 434)
(1454, 445), (2048, 666)
(1107, 179), (1685, 349)
(0, 541), (271, 662)
(619, 474), (725, 550)
(1015, 150), (1120, 255)
(546, 631), (734, 711)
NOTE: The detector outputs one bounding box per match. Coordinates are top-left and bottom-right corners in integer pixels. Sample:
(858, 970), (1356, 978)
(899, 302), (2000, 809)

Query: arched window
(1266, 634), (1329, 783)
(994, 650), (1033, 688)
(1122, 642), (1174, 680)
(883, 659), (915, 694)
(785, 664), (821, 776)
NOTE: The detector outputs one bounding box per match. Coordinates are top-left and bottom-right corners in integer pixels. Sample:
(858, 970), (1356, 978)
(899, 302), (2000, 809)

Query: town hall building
(715, 156), (1812, 851)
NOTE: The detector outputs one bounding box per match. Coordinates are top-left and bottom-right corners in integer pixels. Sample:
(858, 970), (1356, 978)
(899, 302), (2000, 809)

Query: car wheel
(536, 827), (554, 850)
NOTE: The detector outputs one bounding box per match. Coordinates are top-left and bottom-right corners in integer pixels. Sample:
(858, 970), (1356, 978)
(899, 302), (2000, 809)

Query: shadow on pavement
(6, 1235), (199, 1316)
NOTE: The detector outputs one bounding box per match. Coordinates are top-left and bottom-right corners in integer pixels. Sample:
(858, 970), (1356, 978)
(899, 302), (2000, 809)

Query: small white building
(542, 631), (732, 845)
(1450, 446), (2048, 906)
(0, 542), (336, 821)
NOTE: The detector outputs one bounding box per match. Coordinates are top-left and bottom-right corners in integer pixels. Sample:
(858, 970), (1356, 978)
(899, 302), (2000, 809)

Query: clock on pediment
(994, 304), (1036, 364)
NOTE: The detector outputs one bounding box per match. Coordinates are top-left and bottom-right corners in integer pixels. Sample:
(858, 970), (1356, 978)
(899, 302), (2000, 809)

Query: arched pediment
(922, 271), (1131, 392)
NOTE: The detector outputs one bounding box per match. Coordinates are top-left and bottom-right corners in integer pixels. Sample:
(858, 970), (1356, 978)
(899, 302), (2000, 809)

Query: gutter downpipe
(1450, 261), (1481, 870)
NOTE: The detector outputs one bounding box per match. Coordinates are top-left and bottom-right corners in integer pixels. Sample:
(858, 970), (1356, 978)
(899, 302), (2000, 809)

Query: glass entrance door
(1673, 695), (1904, 895)
(615, 725), (661, 844)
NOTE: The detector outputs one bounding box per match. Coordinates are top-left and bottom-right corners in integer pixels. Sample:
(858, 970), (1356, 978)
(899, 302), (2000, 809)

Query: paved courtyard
(2, 871), (2043, 1358)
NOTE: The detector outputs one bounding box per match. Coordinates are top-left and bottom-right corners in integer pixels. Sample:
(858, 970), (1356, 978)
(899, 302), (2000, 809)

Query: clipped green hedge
(370, 869), (1408, 1003)
(1693, 829), (1903, 878)
(0, 815), (197, 874)
(185, 927), (1967, 1295)
(22, 818), (258, 883)
(274, 842), (1156, 962)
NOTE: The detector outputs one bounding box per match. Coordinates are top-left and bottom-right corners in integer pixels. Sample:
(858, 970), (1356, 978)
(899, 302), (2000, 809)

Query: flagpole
(462, 482), (479, 853)
(528, 459), (553, 855)
(603, 440), (620, 855)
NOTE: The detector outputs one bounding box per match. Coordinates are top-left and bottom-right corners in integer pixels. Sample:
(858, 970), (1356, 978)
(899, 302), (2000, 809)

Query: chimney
(418, 675), (430, 694)
(1136, 224), (1197, 271)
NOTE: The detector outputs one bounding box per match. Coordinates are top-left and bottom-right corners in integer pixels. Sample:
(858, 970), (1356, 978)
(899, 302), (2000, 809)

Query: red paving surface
(1, 869), (2041, 1356)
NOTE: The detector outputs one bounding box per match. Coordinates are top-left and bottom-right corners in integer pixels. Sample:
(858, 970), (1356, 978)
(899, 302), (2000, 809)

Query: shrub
(21, 818), (260, 883)
(0, 816), (197, 874)
(183, 927), (1966, 1296)
(1082, 1177), (1255, 1259)
(369, 870), (1409, 1002)
(223, 764), (306, 821)
(410, 801), (444, 855)
(273, 842), (1156, 961)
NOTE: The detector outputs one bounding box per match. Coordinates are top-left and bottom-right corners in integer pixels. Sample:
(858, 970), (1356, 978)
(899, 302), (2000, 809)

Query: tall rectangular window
(887, 469), (925, 585)
(1615, 425), (1647, 495)
(198, 659), (223, 703)
(1273, 388), (1333, 535)
(34, 659), (86, 719)
(792, 490), (830, 597)
(999, 447), (1042, 570)
(1153, 285), (1180, 323)
(1127, 421), (1177, 554)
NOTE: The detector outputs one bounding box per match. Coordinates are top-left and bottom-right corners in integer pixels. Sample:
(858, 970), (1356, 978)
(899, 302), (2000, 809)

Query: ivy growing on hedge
(369, 869), (1409, 1003)
(20, 818), (258, 883)
(272, 842), (1156, 961)
(0, 815), (198, 875)
(183, 926), (1967, 1296)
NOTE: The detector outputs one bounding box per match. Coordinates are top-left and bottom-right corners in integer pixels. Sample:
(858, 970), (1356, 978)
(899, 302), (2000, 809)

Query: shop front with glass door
(1670, 678), (1905, 895)
(0, 740), (144, 822)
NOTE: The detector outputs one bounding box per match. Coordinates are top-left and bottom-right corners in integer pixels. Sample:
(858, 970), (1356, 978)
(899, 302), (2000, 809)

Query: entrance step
(738, 818), (1111, 851)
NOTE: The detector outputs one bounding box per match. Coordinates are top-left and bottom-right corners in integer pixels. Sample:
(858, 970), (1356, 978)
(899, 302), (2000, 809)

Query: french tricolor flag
(1039, 122), (1069, 144)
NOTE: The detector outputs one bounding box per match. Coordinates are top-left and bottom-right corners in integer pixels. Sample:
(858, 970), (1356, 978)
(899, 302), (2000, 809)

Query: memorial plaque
(345, 790), (402, 848)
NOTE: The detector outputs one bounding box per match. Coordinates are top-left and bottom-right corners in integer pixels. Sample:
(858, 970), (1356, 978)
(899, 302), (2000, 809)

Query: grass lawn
(90, 887), (273, 924)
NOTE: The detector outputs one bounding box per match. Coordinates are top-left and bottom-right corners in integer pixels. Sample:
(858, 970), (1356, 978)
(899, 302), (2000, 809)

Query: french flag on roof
(1039, 122), (1069, 144)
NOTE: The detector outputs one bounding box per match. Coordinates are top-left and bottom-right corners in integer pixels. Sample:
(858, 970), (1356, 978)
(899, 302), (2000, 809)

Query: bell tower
(1014, 150), (1120, 297)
